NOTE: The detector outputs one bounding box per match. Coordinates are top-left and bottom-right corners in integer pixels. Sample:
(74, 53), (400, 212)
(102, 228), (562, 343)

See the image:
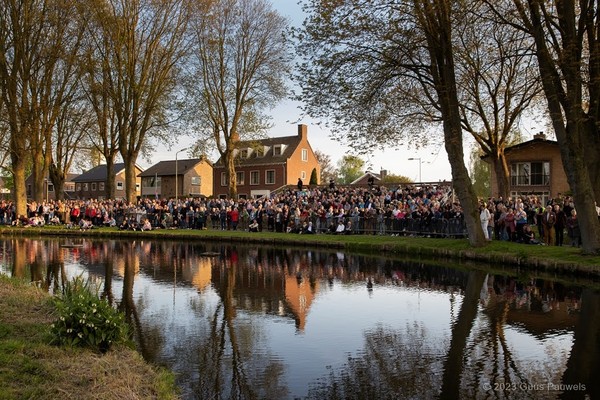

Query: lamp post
(408, 157), (422, 183)
(175, 147), (190, 201)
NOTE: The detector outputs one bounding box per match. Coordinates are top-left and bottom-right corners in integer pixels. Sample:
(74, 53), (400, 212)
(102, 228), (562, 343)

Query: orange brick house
(484, 133), (569, 204)
(212, 124), (321, 198)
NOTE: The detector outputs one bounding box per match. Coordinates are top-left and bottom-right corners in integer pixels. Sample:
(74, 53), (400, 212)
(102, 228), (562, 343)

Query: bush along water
(50, 275), (129, 353)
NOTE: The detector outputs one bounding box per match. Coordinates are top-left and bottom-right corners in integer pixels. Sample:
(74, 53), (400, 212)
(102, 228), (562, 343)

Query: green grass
(0, 275), (179, 400)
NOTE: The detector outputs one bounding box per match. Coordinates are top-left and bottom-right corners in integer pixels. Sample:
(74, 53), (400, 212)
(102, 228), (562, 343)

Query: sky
(145, 0), (541, 183)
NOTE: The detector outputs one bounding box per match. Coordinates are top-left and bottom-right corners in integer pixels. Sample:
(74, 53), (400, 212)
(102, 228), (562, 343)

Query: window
(265, 170), (275, 184)
(302, 148), (308, 161)
(136, 183), (140, 191)
(301, 171), (306, 180)
(83, 183), (89, 191)
(273, 145), (282, 156)
(75, 183), (81, 191)
(99, 182), (105, 191)
(221, 172), (227, 186)
(65, 183), (75, 192)
(256, 147), (265, 157)
(511, 162), (549, 186)
(236, 171), (245, 185)
(250, 171), (260, 185)
(91, 183), (97, 191)
(240, 149), (249, 159)
(116, 181), (123, 190)
(48, 184), (54, 192)
(191, 176), (201, 185)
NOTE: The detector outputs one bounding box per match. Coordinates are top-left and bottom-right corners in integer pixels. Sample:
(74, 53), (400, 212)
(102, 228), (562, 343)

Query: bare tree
(314, 150), (337, 184)
(82, 0), (191, 202)
(0, 0), (84, 215)
(187, 0), (290, 198)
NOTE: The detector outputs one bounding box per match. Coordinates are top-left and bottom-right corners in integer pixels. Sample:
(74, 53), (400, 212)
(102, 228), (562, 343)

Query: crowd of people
(0, 183), (589, 246)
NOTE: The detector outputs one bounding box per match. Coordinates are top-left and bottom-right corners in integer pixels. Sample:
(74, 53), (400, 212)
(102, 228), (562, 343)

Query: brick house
(138, 157), (213, 198)
(71, 163), (142, 200)
(484, 133), (569, 204)
(25, 173), (78, 201)
(212, 124), (321, 198)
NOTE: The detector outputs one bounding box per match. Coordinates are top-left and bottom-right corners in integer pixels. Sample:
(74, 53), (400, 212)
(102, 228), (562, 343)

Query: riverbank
(1, 225), (599, 278)
(0, 275), (178, 399)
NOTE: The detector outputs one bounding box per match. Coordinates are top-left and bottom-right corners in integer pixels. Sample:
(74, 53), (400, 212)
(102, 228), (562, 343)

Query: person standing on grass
(554, 204), (567, 246)
(480, 203), (491, 240)
(542, 206), (557, 245)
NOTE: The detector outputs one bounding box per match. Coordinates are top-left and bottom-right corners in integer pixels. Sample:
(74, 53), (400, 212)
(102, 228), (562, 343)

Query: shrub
(50, 275), (129, 353)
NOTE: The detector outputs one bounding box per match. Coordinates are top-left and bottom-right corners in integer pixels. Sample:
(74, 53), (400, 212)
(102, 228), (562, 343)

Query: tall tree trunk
(417, 0), (486, 246)
(32, 150), (46, 203)
(123, 156), (138, 203)
(105, 158), (116, 200)
(11, 153), (28, 218)
(48, 162), (65, 201)
(226, 149), (237, 199)
(491, 153), (510, 200)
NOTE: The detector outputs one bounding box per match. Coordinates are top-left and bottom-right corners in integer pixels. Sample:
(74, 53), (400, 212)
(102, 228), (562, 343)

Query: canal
(1, 238), (598, 399)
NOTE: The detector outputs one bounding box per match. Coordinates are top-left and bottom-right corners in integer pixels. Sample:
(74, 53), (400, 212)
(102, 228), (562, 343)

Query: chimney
(298, 124), (308, 140)
(533, 132), (546, 140)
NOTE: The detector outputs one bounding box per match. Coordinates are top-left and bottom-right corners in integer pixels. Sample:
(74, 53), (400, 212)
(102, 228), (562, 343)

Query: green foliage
(50, 276), (129, 353)
(309, 168), (318, 185)
(337, 155), (365, 184)
(381, 173), (412, 184)
(469, 146), (491, 198)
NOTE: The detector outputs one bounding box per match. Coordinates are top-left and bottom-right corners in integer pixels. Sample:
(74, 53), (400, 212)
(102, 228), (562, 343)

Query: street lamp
(175, 147), (191, 201)
(408, 157), (422, 183)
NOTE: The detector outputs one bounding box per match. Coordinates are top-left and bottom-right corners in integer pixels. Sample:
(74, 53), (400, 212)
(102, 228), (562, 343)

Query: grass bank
(1, 225), (599, 278)
(0, 275), (178, 400)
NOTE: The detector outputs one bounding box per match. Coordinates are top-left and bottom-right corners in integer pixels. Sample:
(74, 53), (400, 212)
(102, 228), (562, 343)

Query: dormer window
(273, 144), (285, 156)
(240, 149), (249, 158)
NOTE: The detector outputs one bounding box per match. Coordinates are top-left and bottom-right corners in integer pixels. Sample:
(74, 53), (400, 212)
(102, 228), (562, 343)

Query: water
(1, 238), (598, 399)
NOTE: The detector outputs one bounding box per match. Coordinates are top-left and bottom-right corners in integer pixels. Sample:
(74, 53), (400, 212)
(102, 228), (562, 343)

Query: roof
(72, 163), (126, 182)
(350, 171), (382, 185)
(481, 136), (558, 161)
(213, 135), (302, 167)
(138, 158), (209, 177)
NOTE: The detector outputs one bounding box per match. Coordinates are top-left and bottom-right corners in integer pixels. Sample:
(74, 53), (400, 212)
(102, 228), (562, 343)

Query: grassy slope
(0, 275), (178, 400)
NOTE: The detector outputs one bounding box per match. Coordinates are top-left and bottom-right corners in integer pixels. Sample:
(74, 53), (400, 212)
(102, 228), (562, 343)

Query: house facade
(71, 163), (142, 200)
(485, 133), (569, 204)
(351, 169), (388, 186)
(25, 173), (78, 201)
(212, 124), (321, 198)
(138, 157), (213, 198)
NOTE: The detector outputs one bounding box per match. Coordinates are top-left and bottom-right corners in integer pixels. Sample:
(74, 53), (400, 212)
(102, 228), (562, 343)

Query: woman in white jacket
(480, 204), (491, 240)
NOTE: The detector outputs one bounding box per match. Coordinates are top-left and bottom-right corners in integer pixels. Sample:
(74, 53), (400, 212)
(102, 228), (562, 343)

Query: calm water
(1, 238), (598, 399)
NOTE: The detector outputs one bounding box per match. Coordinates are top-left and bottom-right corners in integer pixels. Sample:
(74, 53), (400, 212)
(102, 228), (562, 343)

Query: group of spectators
(479, 195), (585, 246)
(0, 183), (589, 246)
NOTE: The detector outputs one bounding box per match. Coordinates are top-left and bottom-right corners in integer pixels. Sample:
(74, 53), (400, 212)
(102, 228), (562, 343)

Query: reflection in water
(0, 238), (597, 399)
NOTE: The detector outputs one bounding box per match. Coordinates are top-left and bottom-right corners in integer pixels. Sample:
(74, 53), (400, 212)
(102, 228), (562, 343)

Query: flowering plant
(50, 275), (129, 353)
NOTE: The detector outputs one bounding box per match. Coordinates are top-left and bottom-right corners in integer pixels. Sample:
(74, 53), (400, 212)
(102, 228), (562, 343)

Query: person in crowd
(479, 203), (491, 240)
(566, 209), (581, 247)
(542, 205), (557, 245)
(554, 204), (567, 246)
(249, 219), (259, 232)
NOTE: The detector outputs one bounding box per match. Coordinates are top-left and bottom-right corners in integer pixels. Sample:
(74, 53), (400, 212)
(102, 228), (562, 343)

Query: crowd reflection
(0, 238), (598, 399)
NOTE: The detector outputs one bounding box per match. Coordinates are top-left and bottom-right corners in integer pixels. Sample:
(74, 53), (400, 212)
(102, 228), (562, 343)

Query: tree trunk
(123, 156), (138, 203)
(226, 149), (237, 199)
(32, 151), (45, 203)
(49, 163), (65, 201)
(491, 153), (510, 200)
(105, 158), (116, 200)
(11, 153), (28, 218)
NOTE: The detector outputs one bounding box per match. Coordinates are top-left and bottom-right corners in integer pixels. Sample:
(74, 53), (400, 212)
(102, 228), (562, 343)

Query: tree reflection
(306, 324), (443, 400)
(192, 247), (288, 400)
